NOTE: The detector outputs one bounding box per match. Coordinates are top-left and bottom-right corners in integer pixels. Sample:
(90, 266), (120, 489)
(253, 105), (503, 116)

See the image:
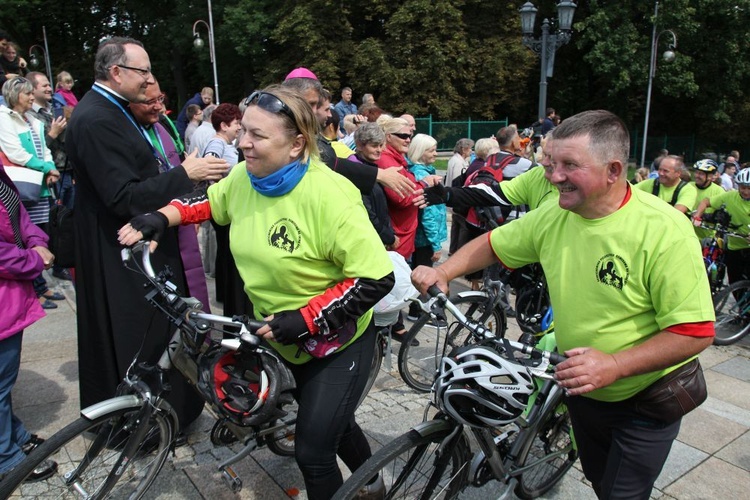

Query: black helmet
(197, 346), (295, 427)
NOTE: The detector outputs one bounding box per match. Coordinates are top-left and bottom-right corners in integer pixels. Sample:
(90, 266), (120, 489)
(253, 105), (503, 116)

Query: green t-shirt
(692, 182), (726, 240)
(634, 178), (697, 211)
(707, 190), (750, 250)
(489, 187), (714, 402)
(208, 158), (393, 364)
(500, 166), (558, 211)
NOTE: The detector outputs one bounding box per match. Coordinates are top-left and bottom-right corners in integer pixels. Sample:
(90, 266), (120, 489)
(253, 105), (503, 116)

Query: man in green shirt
(413, 110), (714, 499)
(634, 155), (697, 213)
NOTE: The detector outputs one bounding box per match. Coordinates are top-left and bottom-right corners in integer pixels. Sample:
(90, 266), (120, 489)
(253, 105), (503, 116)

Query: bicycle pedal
(220, 466), (243, 493)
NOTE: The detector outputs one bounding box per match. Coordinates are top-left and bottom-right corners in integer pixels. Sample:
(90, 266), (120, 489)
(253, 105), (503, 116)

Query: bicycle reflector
(434, 345), (534, 428)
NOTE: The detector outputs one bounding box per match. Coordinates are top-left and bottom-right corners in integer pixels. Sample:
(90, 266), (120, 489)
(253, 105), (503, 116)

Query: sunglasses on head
(391, 132), (412, 140)
(244, 91), (295, 121)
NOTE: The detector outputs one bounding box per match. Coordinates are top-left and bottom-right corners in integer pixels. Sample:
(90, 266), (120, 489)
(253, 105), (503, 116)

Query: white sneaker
(356, 474), (385, 499)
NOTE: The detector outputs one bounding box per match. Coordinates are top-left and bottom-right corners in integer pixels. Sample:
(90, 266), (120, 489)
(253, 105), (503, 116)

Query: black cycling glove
(130, 212), (169, 242)
(424, 184), (450, 206)
(268, 310), (312, 345)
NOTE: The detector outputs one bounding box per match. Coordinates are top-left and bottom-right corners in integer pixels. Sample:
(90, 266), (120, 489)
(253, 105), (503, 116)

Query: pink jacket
(0, 167), (47, 340)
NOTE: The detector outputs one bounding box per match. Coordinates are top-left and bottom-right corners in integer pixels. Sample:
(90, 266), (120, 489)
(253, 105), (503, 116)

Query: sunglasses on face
(244, 91), (295, 121)
(391, 132), (412, 140)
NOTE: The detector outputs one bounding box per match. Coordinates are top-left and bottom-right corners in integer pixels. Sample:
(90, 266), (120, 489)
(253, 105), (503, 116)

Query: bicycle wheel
(0, 404), (174, 499)
(265, 402), (298, 457)
(332, 424), (470, 499)
(356, 333), (384, 407)
(515, 284), (550, 333)
(713, 280), (750, 345)
(514, 392), (577, 499)
(398, 294), (506, 392)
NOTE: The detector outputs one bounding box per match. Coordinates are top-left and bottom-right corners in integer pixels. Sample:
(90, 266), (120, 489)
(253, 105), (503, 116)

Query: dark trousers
(724, 248), (750, 285)
(565, 395), (680, 499)
(288, 324), (376, 500)
(448, 211), (469, 255)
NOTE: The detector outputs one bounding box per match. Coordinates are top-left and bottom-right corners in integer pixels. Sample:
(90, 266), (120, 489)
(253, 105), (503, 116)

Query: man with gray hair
(66, 36), (227, 427)
(490, 124), (532, 180)
(413, 109), (714, 499)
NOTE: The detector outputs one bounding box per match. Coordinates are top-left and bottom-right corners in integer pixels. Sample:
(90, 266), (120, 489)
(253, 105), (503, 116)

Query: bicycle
(0, 242), (299, 498)
(512, 263), (551, 334)
(397, 264), (509, 393)
(335, 287), (577, 500)
(694, 205), (747, 296)
(712, 279), (750, 345)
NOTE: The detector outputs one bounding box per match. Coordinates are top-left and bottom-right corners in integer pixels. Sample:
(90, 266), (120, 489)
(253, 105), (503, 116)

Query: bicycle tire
(332, 424), (470, 500)
(354, 333), (385, 408)
(515, 284), (551, 334)
(713, 280), (750, 345)
(265, 402), (298, 457)
(514, 391), (578, 499)
(398, 294), (507, 392)
(0, 404), (174, 499)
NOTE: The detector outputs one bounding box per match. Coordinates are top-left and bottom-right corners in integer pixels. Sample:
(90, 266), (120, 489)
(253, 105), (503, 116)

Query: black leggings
(288, 322), (376, 499)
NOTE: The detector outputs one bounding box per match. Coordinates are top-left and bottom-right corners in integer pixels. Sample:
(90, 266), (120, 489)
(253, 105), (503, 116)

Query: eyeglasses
(244, 91), (295, 121)
(113, 64), (152, 78)
(391, 132), (412, 140)
(144, 94), (166, 106)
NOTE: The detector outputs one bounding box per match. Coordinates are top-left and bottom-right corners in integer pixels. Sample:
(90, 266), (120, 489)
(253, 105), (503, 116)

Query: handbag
(3, 164), (44, 204)
(630, 358), (707, 424)
(48, 171), (76, 268)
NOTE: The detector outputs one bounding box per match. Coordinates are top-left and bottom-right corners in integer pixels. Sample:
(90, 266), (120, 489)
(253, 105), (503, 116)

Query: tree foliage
(2, 0), (750, 151)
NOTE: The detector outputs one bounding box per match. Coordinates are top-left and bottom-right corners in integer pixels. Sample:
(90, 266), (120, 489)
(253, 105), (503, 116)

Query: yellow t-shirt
(707, 190), (750, 250)
(499, 166), (559, 211)
(489, 187), (714, 401)
(208, 159), (393, 363)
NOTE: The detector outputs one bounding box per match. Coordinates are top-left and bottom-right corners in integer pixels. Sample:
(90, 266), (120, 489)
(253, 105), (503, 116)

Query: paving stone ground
(12, 259), (750, 499)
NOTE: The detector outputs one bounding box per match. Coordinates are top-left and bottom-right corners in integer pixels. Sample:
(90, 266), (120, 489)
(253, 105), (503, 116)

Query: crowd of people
(0, 28), (742, 500)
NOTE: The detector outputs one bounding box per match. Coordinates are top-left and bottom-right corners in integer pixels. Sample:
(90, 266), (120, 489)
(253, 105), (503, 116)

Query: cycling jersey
(634, 178), (697, 210)
(489, 187), (714, 402)
(707, 190), (750, 250)
(692, 181), (725, 240)
(207, 158), (393, 364)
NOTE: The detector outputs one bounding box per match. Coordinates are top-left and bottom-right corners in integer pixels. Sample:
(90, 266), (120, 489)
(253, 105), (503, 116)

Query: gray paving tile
(715, 429), (750, 472)
(655, 440), (708, 490)
(677, 407), (748, 454)
(712, 355), (750, 382)
(663, 456), (750, 499)
(700, 395), (750, 427)
(703, 370), (750, 411)
(696, 345), (739, 369)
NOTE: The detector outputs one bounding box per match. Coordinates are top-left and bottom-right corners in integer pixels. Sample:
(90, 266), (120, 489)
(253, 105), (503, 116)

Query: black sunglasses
(391, 132), (412, 140)
(244, 91), (295, 121)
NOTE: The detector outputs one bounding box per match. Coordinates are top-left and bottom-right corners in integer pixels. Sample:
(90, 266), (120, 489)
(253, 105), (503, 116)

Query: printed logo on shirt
(268, 218), (301, 253)
(595, 254), (629, 290)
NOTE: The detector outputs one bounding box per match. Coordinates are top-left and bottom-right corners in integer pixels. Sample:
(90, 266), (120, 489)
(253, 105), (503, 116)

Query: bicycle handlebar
(121, 241), (266, 345)
(425, 284), (566, 366)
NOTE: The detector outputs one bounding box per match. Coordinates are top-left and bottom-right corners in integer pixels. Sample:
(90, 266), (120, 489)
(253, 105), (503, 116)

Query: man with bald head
(66, 37), (226, 427)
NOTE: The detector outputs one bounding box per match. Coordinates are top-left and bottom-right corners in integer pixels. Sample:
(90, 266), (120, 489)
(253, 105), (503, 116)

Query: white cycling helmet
(735, 167), (750, 186)
(434, 344), (534, 428)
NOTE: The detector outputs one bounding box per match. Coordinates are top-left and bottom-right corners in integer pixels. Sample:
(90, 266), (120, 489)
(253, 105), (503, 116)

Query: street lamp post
(192, 0), (219, 103)
(640, 1), (677, 168)
(28, 26), (53, 84)
(519, 1), (577, 121)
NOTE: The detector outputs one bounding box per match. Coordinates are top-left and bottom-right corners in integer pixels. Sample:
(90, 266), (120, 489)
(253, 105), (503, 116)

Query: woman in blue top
(406, 134), (447, 320)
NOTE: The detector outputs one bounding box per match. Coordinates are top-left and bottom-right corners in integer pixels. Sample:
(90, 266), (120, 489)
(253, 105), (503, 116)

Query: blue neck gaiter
(248, 158), (309, 197)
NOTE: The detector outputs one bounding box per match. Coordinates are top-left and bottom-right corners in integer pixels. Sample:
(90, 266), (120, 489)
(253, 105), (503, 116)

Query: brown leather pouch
(630, 359), (707, 424)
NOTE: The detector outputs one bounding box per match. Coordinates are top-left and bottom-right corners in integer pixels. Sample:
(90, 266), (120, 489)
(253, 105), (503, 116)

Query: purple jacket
(0, 166), (47, 340)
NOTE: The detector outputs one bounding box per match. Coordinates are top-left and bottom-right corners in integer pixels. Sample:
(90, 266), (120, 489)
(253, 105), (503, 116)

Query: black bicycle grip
(427, 284), (444, 297)
(548, 351), (567, 365)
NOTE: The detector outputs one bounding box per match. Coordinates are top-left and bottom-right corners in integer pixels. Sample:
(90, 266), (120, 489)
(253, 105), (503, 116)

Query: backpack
(464, 153), (517, 228)
(651, 178), (687, 207)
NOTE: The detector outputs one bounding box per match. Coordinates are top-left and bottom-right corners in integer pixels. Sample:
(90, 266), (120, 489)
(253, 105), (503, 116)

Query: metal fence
(415, 116), (509, 151)
(411, 117), (747, 163)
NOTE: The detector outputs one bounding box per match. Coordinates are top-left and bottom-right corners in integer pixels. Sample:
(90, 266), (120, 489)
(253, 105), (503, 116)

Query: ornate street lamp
(640, 1), (678, 168)
(519, 1), (577, 121)
(192, 0), (220, 103)
(28, 26), (53, 84)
